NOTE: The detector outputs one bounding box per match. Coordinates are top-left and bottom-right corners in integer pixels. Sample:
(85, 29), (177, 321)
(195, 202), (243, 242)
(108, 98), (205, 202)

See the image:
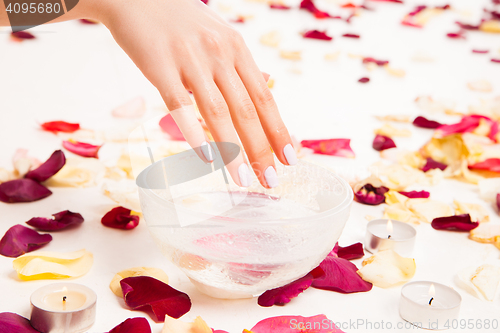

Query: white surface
(1, 0), (500, 332)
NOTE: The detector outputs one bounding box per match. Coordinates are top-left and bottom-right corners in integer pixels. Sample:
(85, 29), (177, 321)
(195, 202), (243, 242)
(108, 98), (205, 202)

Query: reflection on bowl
(137, 159), (353, 299)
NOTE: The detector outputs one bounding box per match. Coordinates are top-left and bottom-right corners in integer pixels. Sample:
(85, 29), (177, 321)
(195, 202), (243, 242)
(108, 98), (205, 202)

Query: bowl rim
(137, 160), (353, 226)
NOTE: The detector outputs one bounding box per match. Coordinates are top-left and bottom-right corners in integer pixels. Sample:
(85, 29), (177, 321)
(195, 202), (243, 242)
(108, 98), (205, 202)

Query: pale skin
(0, 0), (297, 188)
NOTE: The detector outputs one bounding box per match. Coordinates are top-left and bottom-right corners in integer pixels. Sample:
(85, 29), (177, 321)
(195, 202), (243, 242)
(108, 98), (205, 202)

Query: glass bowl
(137, 158), (353, 299)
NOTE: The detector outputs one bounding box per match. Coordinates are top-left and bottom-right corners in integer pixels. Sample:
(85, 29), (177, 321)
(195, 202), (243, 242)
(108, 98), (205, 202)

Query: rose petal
(10, 31), (35, 41)
(102, 207), (140, 230)
(354, 183), (389, 205)
(159, 114), (185, 141)
(13, 249), (93, 280)
(41, 121), (80, 133)
(468, 80), (493, 92)
(374, 123), (412, 137)
(269, 4), (291, 10)
(249, 314), (346, 333)
(163, 316), (212, 333)
(497, 193), (500, 211)
(300, 0), (339, 19)
(357, 250), (416, 288)
(363, 57), (389, 66)
(431, 214), (479, 231)
(342, 33), (360, 38)
(472, 49), (489, 54)
(0, 225), (52, 258)
(79, 19), (99, 24)
(112, 97), (146, 118)
(469, 158), (500, 173)
(260, 31), (281, 47)
(26, 210), (84, 231)
(422, 158), (448, 172)
(300, 139), (355, 157)
(435, 115), (482, 137)
(46, 157), (105, 188)
(454, 200), (489, 223)
(373, 135), (396, 151)
(456, 22), (480, 30)
(0, 313), (40, 333)
(62, 140), (102, 158)
(358, 77), (370, 83)
(458, 265), (500, 301)
(25, 150), (66, 182)
(302, 30), (333, 41)
(258, 267), (324, 307)
(120, 276), (191, 321)
(412, 116), (442, 129)
(406, 199), (454, 223)
(108, 317), (151, 333)
(447, 30), (466, 39)
(399, 190), (430, 198)
(0, 179), (52, 203)
(110, 267), (169, 297)
(334, 242), (365, 260)
(492, 58), (500, 63)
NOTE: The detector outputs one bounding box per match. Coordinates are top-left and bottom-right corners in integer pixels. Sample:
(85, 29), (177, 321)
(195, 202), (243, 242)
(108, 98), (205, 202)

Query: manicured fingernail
(201, 141), (214, 162)
(264, 166), (278, 188)
(238, 163), (252, 187)
(283, 144), (298, 166)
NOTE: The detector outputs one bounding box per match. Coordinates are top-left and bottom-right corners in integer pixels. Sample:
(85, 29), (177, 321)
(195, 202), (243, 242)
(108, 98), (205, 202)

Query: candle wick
(429, 297), (434, 305)
(388, 235), (391, 239)
(63, 296), (67, 302)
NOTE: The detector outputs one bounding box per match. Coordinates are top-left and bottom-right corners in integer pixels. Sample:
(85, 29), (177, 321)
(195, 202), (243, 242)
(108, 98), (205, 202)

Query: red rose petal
(269, 4), (291, 9)
(26, 210), (84, 231)
(372, 134), (396, 151)
(120, 276), (191, 321)
(79, 19), (99, 24)
(301, 139), (355, 158)
(10, 31), (35, 40)
(333, 242), (365, 260)
(41, 121), (80, 133)
(435, 115), (483, 137)
(447, 31), (466, 39)
(354, 184), (389, 205)
(25, 150), (66, 182)
(257, 267), (324, 307)
(0, 179), (52, 203)
(200, 0), (208, 3)
(303, 30), (333, 41)
(300, 0), (340, 19)
(399, 190), (430, 199)
(413, 116), (443, 129)
(62, 140), (102, 158)
(0, 225), (52, 258)
(0, 313), (40, 333)
(422, 158), (448, 172)
(472, 49), (489, 54)
(431, 214), (479, 231)
(102, 207), (140, 230)
(159, 114), (185, 141)
(108, 317), (151, 333)
(358, 77), (370, 83)
(468, 158), (500, 173)
(492, 59), (500, 63)
(363, 57), (389, 66)
(250, 314), (346, 333)
(342, 33), (360, 38)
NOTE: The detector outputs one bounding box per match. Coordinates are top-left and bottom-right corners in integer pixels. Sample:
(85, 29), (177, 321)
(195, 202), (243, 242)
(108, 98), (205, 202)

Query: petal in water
(399, 190), (430, 199)
(62, 140), (102, 158)
(412, 116), (442, 129)
(300, 139), (355, 158)
(0, 179), (52, 203)
(108, 317), (151, 333)
(159, 114), (185, 141)
(41, 121), (80, 133)
(249, 314), (346, 333)
(0, 313), (40, 333)
(431, 214), (479, 231)
(25, 150), (66, 182)
(0, 225), (52, 258)
(469, 158), (500, 173)
(302, 30), (333, 41)
(120, 276), (191, 321)
(422, 158), (448, 172)
(354, 184), (389, 205)
(26, 210), (84, 231)
(373, 135), (396, 151)
(102, 207), (140, 230)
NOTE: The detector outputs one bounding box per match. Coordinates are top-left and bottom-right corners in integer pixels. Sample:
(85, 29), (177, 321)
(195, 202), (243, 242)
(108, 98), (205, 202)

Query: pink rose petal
(363, 57), (389, 66)
(270, 4), (290, 9)
(413, 116), (442, 129)
(492, 59), (500, 63)
(120, 276), (191, 321)
(435, 115), (483, 137)
(358, 77), (370, 83)
(102, 207), (139, 230)
(258, 267), (324, 307)
(496, 193), (499, 211)
(300, 0), (340, 19)
(431, 214), (479, 231)
(159, 114), (185, 141)
(108, 317), (151, 333)
(372, 134), (396, 151)
(342, 33), (360, 38)
(422, 158), (448, 172)
(472, 49), (489, 54)
(41, 121), (80, 133)
(468, 158), (500, 173)
(250, 314), (346, 333)
(0, 313), (40, 333)
(0, 179), (52, 203)
(333, 242), (365, 260)
(0, 225), (52, 258)
(354, 184), (389, 205)
(25, 150), (66, 182)
(399, 190), (430, 199)
(26, 210), (84, 231)
(62, 140), (102, 158)
(301, 139), (355, 157)
(447, 30), (466, 39)
(303, 30), (333, 41)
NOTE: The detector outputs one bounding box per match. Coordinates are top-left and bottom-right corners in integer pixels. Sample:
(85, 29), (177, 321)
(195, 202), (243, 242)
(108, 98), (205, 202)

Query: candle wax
(43, 290), (87, 311)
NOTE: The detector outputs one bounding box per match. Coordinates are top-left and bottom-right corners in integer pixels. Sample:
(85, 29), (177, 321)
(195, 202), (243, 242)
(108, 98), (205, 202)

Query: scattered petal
(373, 135), (396, 151)
(269, 4), (291, 10)
(447, 30), (466, 39)
(25, 150), (66, 182)
(334, 242), (365, 260)
(121, 276), (191, 321)
(458, 265), (500, 301)
(406, 199), (454, 223)
(497, 193), (500, 211)
(363, 57), (389, 66)
(422, 158), (448, 172)
(454, 200), (490, 223)
(12, 149), (41, 178)
(162, 316), (212, 333)
(413, 116), (442, 129)
(249, 314), (346, 333)
(279, 50), (302, 60)
(469, 224), (500, 243)
(79, 19), (99, 24)
(0, 225), (52, 258)
(431, 214), (479, 231)
(421, 135), (466, 165)
(102, 179), (142, 212)
(324, 51), (341, 61)
(375, 114), (411, 123)
(384, 65), (406, 77)
(374, 123), (412, 137)
(469, 158), (500, 173)
(358, 77), (370, 83)
(301, 139), (355, 157)
(13, 249), (93, 280)
(110, 267), (169, 297)
(62, 140), (102, 158)
(108, 317), (151, 333)
(399, 190), (430, 199)
(112, 97), (146, 118)
(492, 58), (500, 63)
(468, 80), (493, 92)
(357, 250), (416, 288)
(46, 157), (105, 188)
(302, 30), (332, 41)
(354, 183), (389, 205)
(0, 179), (52, 203)
(472, 49), (489, 54)
(0, 313), (40, 333)
(300, 0), (338, 19)
(159, 114), (185, 141)
(480, 20), (500, 33)
(102, 207), (140, 230)
(26, 210), (84, 231)
(41, 121), (80, 133)
(260, 31), (280, 47)
(342, 33), (360, 38)
(10, 31), (35, 41)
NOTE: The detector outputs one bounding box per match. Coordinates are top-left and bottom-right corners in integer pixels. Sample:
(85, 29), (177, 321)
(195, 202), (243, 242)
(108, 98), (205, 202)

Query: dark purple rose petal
(399, 190), (430, 199)
(496, 193), (500, 211)
(0, 179), (52, 203)
(413, 116), (443, 129)
(25, 150), (66, 182)
(431, 214), (479, 231)
(26, 210), (84, 231)
(354, 184), (389, 205)
(0, 225), (52, 258)
(312, 255), (372, 293)
(303, 30), (333, 41)
(358, 77), (370, 83)
(120, 276), (191, 321)
(11, 31), (35, 40)
(333, 242), (365, 260)
(108, 317), (151, 333)
(102, 207), (140, 230)
(422, 158), (448, 172)
(372, 134), (396, 151)
(0, 312), (40, 333)
(258, 267), (324, 307)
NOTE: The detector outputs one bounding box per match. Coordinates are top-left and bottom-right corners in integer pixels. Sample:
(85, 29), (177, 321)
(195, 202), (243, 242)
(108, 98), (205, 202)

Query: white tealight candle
(30, 283), (97, 333)
(365, 219), (416, 256)
(400, 281), (462, 330)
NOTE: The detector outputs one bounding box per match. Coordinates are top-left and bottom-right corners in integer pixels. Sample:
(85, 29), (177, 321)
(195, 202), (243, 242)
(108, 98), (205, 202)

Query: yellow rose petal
(406, 199), (453, 223)
(458, 265), (500, 301)
(110, 267), (169, 297)
(358, 250), (416, 288)
(375, 123), (412, 137)
(163, 316), (212, 333)
(469, 224), (500, 243)
(480, 20), (500, 33)
(454, 200), (489, 223)
(260, 31), (280, 47)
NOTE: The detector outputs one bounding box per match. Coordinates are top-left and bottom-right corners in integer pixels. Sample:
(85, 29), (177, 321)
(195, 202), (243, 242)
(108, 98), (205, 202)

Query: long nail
(238, 163), (252, 187)
(201, 141), (214, 162)
(283, 144), (298, 166)
(264, 166), (278, 188)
